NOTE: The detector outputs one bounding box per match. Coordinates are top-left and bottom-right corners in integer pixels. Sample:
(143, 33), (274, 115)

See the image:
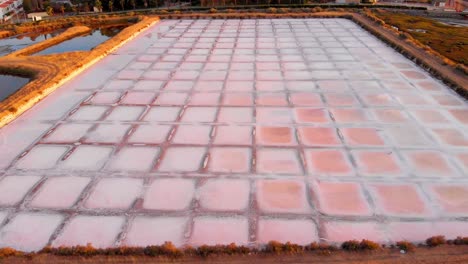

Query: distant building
(445, 0), (468, 11)
(434, 0), (446, 7)
(0, 0), (23, 22)
(26, 11), (47, 21)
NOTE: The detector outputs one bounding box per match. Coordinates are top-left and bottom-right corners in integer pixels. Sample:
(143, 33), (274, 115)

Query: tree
(30, 0), (39, 10)
(60, 4), (65, 14)
(119, 0), (124, 10)
(23, 0), (33, 12)
(83, 2), (90, 12)
(149, 0), (157, 8)
(37, 0), (44, 10)
(95, 0), (102, 11)
(46, 5), (53, 15)
(129, 0), (135, 9)
(108, 0), (113, 11)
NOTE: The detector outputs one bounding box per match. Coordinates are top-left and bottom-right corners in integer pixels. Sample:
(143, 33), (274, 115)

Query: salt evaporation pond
(0, 31), (64, 56)
(0, 74), (29, 101)
(35, 26), (126, 55)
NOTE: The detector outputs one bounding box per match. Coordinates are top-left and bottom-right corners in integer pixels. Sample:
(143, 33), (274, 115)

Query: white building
(0, 0), (23, 22)
(27, 11), (47, 21)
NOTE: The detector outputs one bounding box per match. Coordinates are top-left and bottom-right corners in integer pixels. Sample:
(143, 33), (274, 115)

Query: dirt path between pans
(3, 245), (468, 263)
(350, 13), (468, 96)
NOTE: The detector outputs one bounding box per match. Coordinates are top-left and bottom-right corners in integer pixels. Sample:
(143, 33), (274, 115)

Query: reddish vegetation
(0, 247), (19, 258)
(264, 241), (305, 254)
(0, 31), (12, 38)
(453, 237), (468, 245)
(0, 237), (467, 260)
(396, 241), (416, 252)
(341, 239), (381, 251)
(196, 243), (251, 257)
(426, 236), (447, 247)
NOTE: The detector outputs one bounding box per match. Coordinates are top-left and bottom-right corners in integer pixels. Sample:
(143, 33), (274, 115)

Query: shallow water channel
(35, 26), (126, 55)
(0, 74), (30, 101)
(0, 30), (64, 57)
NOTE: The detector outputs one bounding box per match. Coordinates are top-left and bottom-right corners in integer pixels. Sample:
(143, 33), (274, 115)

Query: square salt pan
(0, 213), (64, 252)
(197, 179), (250, 211)
(52, 215), (125, 248)
(158, 147), (206, 172)
(60, 146), (113, 171)
(127, 124), (172, 144)
(43, 124), (93, 143)
(68, 106), (109, 121)
(124, 217), (188, 247)
(143, 178), (195, 210)
(16, 145), (70, 170)
(144, 107), (181, 122)
(0, 176), (42, 206)
(190, 217), (249, 246)
(85, 178), (143, 209)
(105, 106), (146, 121)
(180, 107), (217, 123)
(172, 125), (212, 145)
(106, 147), (160, 172)
(84, 124), (131, 144)
(30, 177), (91, 209)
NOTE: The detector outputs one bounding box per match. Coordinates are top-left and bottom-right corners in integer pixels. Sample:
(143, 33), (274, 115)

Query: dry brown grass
(353, 11), (467, 95)
(0, 31), (12, 39)
(0, 16), (138, 36)
(0, 238), (468, 262)
(371, 10), (468, 66)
